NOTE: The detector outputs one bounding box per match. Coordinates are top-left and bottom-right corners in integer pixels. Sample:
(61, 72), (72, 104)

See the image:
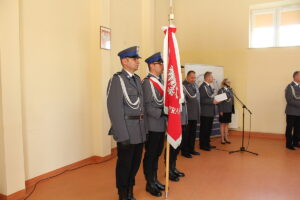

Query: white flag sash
(149, 77), (164, 96)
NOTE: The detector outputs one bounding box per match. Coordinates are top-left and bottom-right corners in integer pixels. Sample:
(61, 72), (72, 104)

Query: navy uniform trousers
(182, 120), (197, 153)
(143, 131), (165, 180)
(199, 116), (214, 148)
(285, 115), (300, 147)
(116, 142), (144, 193)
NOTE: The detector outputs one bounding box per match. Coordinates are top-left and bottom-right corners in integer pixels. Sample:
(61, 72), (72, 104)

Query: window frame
(249, 3), (300, 48)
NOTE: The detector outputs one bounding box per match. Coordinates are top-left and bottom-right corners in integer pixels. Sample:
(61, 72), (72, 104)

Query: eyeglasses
(153, 62), (163, 65)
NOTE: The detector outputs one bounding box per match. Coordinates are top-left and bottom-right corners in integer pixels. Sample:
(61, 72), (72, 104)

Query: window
(250, 3), (300, 48)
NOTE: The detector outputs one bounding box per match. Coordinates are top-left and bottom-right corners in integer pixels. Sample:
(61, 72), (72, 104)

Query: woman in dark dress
(218, 79), (234, 144)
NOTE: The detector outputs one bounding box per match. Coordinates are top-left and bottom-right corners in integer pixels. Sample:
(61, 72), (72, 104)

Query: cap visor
(128, 55), (141, 59)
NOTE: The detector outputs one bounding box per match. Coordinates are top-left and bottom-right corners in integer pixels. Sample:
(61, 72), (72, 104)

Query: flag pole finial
(169, 0), (174, 25)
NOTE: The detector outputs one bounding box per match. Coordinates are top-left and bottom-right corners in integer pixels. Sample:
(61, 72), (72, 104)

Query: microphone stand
(228, 88), (258, 155)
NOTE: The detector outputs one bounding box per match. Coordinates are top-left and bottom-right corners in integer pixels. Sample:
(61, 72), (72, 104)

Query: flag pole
(169, 0), (175, 25)
(165, 142), (170, 199)
(165, 1), (174, 199)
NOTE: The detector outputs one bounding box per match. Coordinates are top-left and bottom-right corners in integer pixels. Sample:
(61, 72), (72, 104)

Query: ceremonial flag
(163, 25), (184, 149)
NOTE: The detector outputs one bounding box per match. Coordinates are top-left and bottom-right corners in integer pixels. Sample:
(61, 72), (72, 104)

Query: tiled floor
(25, 135), (300, 200)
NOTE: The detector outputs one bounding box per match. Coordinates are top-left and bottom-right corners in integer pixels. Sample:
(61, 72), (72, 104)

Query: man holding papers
(199, 72), (221, 151)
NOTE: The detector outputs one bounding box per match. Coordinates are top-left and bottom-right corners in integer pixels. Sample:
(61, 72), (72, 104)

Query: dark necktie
(131, 76), (137, 86)
(192, 85), (196, 93)
(209, 85), (213, 93)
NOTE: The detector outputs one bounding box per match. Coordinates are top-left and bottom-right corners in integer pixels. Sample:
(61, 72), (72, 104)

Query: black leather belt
(125, 115), (144, 120)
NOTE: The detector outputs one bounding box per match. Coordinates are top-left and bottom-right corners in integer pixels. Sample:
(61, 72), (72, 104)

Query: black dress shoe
(286, 146), (296, 150)
(189, 151), (200, 155)
(155, 180), (165, 191)
(169, 171), (179, 182)
(293, 144), (300, 148)
(154, 173), (165, 191)
(221, 141), (226, 144)
(181, 152), (192, 158)
(200, 147), (211, 151)
(146, 182), (162, 197)
(173, 168), (185, 177)
(128, 186), (136, 200)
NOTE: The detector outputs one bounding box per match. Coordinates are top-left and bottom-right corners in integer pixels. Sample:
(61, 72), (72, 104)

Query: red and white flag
(163, 25), (184, 149)
(149, 77), (164, 96)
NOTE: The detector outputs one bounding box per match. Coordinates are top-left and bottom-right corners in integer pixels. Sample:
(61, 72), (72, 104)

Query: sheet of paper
(214, 93), (228, 102)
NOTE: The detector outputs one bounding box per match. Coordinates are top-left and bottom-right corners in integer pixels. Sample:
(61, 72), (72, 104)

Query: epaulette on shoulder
(144, 74), (152, 80)
(113, 71), (122, 77)
(142, 77), (149, 83)
(111, 72), (122, 80)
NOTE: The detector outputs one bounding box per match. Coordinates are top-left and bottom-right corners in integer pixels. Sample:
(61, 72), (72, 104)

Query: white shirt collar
(124, 69), (134, 77)
(293, 81), (299, 86)
(204, 81), (210, 86)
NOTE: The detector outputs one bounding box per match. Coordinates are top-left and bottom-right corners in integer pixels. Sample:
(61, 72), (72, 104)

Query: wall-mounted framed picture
(100, 26), (111, 50)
